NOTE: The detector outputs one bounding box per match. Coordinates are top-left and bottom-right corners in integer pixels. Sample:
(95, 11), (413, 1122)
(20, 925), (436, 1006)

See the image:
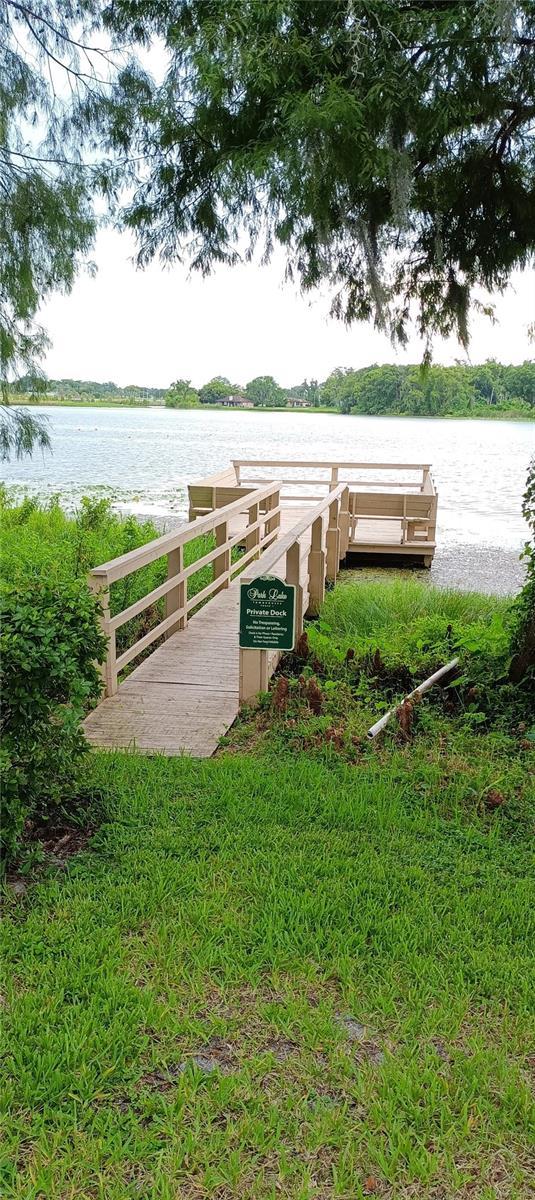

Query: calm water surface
(3, 407), (533, 593)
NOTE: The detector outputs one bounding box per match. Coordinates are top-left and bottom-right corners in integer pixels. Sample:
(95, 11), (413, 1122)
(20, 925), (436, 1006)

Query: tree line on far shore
(13, 360), (535, 417)
(167, 361), (534, 416)
(12, 377), (167, 403)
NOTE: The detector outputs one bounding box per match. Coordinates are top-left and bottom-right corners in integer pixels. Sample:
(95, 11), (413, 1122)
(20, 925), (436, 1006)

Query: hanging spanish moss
(357, 218), (389, 331)
(387, 132), (414, 233)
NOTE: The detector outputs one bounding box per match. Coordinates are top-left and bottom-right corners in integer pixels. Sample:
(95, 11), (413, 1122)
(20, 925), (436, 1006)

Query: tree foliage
(245, 375), (285, 407)
(0, 406), (51, 461)
(0, 2), (107, 378)
(0, 0), (142, 453)
(198, 377), (234, 404)
(320, 359), (535, 414)
(165, 378), (199, 407)
(12, 375), (167, 401)
(102, 0), (535, 351)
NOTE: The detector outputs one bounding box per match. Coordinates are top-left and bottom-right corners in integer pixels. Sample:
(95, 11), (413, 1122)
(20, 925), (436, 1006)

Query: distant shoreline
(15, 398), (534, 421)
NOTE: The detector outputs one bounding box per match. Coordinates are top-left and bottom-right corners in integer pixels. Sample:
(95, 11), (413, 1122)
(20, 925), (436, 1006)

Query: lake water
(2, 406), (533, 594)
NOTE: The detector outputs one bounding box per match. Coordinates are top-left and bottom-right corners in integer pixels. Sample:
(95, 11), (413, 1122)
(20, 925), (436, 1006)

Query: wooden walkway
(84, 582), (241, 756)
(84, 460), (438, 758)
(84, 505), (310, 756)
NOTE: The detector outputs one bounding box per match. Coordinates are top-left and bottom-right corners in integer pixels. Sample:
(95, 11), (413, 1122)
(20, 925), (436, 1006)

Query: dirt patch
(355, 1040), (385, 1066)
(261, 1035), (299, 1062)
(37, 823), (95, 864)
(139, 1062), (185, 1092)
(336, 1013), (385, 1066)
(430, 1037), (452, 1063)
(336, 1013), (367, 1042)
(123, 1163), (155, 1193)
(189, 1036), (237, 1074)
(6, 822), (95, 895)
(139, 1033), (239, 1079)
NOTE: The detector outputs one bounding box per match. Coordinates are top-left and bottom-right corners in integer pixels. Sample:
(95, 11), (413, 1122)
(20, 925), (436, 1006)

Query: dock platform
(84, 460), (437, 756)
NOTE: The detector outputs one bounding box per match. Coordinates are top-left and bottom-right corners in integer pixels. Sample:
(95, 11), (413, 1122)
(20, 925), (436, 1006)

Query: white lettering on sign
(247, 585), (287, 603)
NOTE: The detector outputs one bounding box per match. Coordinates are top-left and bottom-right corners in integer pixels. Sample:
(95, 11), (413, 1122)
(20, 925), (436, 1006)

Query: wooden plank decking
(83, 504), (314, 756)
(84, 582), (241, 756)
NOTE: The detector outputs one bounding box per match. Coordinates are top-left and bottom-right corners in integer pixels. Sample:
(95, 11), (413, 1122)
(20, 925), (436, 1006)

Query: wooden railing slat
(240, 477), (424, 490)
(115, 607), (187, 673)
(234, 458), (431, 471)
(186, 574), (228, 613)
(91, 481), (282, 694)
(229, 531), (279, 578)
(109, 569), (187, 631)
(238, 485), (350, 702)
(240, 484), (346, 580)
(92, 481), (282, 583)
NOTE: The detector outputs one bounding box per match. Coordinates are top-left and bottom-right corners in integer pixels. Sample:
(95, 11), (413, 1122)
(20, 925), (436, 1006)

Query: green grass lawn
(3, 743), (534, 1199)
(2, 565), (534, 1199)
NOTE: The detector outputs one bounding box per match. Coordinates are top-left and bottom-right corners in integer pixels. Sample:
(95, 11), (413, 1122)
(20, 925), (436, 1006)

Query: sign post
(239, 575), (296, 651)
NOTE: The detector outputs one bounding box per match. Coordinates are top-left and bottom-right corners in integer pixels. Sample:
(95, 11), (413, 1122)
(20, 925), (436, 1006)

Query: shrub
(510, 457), (535, 697)
(0, 492), (223, 661)
(0, 578), (106, 862)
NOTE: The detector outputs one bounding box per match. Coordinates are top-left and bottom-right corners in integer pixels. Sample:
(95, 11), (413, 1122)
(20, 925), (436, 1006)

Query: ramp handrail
(89, 481), (282, 697)
(239, 484), (350, 702)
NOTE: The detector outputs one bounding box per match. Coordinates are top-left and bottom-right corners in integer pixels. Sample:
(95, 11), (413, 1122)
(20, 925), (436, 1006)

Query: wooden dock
(84, 460), (437, 756)
(84, 502), (312, 756)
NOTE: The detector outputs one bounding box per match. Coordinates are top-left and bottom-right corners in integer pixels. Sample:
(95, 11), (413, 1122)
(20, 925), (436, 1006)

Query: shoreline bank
(14, 399), (535, 421)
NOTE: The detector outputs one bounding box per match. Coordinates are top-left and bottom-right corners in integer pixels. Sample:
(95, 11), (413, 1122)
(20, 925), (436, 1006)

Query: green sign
(239, 575), (296, 651)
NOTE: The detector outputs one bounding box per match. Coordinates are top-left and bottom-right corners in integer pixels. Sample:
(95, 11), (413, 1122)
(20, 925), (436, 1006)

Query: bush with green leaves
(510, 458), (535, 698)
(0, 491), (220, 660)
(0, 578), (107, 862)
(0, 492), (237, 861)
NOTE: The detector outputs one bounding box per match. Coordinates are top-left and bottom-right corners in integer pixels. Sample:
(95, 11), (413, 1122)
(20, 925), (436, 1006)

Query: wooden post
(349, 491), (357, 542)
(307, 515), (325, 616)
(213, 520), (230, 592)
(265, 488), (280, 539)
(339, 487), (350, 558)
(245, 501), (260, 557)
(89, 572), (116, 697)
(240, 648), (269, 702)
(428, 486), (438, 547)
(286, 540), (303, 638)
(165, 545), (186, 637)
(329, 465), (339, 492)
(401, 495), (407, 544)
(326, 498), (340, 582)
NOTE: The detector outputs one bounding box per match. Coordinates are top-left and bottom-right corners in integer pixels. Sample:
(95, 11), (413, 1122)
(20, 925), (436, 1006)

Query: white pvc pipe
(367, 657), (459, 739)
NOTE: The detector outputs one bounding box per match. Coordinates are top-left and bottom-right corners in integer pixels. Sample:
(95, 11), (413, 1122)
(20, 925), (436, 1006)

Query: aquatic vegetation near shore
(0, 492), (213, 660)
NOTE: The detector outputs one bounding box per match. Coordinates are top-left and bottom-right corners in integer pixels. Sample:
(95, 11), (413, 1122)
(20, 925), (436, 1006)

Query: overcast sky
(39, 228), (534, 389)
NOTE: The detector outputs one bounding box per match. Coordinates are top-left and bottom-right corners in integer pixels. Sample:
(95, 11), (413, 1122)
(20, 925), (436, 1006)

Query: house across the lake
(220, 394), (254, 408)
(288, 396), (310, 408)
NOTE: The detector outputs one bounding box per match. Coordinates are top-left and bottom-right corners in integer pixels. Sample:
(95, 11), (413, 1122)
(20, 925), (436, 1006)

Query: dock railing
(233, 459), (432, 501)
(89, 482), (282, 697)
(188, 465), (256, 521)
(239, 484), (350, 702)
(232, 460), (437, 554)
